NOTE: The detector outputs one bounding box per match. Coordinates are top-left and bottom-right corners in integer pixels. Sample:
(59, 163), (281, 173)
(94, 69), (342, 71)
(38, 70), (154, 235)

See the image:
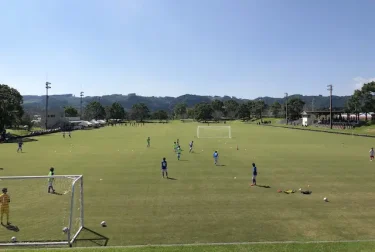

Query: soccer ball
(11, 236), (16, 243)
(101, 221), (107, 227)
(298, 188), (302, 191)
(323, 197), (328, 202)
(62, 227), (69, 233)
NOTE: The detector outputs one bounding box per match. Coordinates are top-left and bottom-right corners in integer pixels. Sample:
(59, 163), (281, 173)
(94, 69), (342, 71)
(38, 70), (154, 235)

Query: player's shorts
(161, 168), (168, 172)
(371, 155), (374, 158)
(48, 182), (53, 187)
(252, 174), (257, 178)
(1, 207), (9, 214)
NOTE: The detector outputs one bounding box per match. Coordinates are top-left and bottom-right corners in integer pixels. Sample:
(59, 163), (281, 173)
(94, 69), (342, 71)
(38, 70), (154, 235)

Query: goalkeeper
(0, 188), (10, 225)
(48, 167), (56, 194)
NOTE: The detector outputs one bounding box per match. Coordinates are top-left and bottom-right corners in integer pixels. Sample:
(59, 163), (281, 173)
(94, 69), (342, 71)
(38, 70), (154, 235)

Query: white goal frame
(197, 126), (232, 139)
(0, 175), (84, 247)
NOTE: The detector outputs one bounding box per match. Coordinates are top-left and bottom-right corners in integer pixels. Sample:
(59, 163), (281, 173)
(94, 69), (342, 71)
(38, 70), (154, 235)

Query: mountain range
(22, 93), (351, 114)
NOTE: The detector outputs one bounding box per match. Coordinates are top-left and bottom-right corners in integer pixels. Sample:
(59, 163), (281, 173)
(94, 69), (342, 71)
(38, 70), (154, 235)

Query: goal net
(0, 175), (83, 247)
(197, 126), (232, 139)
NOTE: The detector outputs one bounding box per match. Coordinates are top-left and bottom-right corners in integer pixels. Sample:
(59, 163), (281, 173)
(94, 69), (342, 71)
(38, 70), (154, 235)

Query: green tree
(109, 102), (126, 119)
(194, 103), (213, 122)
(84, 101), (106, 120)
(287, 97), (305, 120)
(237, 103), (250, 120)
(187, 108), (195, 119)
(0, 84), (24, 131)
(211, 99), (224, 112)
(252, 100), (266, 121)
(173, 103), (187, 119)
(270, 101), (282, 118)
(20, 113), (34, 131)
(131, 103), (150, 122)
(224, 99), (239, 119)
(64, 106), (79, 117)
(152, 110), (169, 121)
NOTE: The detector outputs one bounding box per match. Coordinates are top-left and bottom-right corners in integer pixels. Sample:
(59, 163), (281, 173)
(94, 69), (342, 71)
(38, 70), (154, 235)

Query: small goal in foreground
(197, 126), (232, 139)
(0, 175), (83, 247)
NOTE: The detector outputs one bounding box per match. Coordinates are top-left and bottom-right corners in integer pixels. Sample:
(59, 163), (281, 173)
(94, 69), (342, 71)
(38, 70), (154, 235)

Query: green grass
(0, 122), (375, 251)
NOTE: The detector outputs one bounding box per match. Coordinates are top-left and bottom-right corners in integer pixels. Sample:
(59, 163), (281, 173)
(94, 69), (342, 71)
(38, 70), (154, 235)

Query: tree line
(346, 81), (375, 121)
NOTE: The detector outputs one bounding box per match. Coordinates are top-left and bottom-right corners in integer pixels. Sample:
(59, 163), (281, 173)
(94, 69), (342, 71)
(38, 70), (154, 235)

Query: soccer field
(0, 122), (375, 248)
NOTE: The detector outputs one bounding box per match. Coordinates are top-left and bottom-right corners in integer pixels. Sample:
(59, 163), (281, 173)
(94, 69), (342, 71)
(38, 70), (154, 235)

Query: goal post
(197, 126), (232, 139)
(0, 175), (84, 247)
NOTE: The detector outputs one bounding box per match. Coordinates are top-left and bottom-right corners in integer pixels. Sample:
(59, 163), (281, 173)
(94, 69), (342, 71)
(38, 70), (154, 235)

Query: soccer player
(173, 142), (177, 152)
(177, 146), (182, 160)
(63, 132), (65, 138)
(17, 140), (23, 153)
(147, 137), (151, 147)
(161, 157), (168, 178)
(370, 148), (374, 161)
(48, 167), (56, 194)
(68, 132), (71, 138)
(251, 163), (257, 186)
(0, 188), (10, 225)
(189, 141), (194, 153)
(213, 151), (219, 165)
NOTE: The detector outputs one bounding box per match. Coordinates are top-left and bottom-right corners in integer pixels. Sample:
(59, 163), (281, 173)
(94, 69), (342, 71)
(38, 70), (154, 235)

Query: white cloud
(353, 76), (375, 90)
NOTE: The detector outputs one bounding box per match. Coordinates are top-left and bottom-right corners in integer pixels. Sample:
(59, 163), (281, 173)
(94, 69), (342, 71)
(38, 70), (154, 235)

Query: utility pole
(327, 85), (333, 129)
(285, 93), (288, 124)
(80, 91), (84, 118)
(45, 82), (51, 129)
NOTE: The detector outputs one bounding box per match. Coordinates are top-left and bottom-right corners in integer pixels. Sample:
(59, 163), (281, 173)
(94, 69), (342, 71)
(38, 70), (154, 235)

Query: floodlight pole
(45, 82), (51, 129)
(327, 85), (333, 129)
(80, 91), (84, 118)
(285, 93), (288, 124)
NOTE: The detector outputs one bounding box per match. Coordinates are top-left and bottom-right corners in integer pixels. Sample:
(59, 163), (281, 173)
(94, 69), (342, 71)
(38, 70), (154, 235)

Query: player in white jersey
(370, 147), (374, 161)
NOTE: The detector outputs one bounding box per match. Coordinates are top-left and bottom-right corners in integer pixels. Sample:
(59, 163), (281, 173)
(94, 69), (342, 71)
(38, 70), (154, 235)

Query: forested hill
(22, 93), (350, 113)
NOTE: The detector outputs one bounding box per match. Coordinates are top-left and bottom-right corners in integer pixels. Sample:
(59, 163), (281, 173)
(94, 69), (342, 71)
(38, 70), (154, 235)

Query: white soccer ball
(62, 227), (69, 233)
(234, 177), (236, 179)
(323, 197), (328, 202)
(101, 221), (107, 227)
(11, 236), (16, 242)
(299, 188), (302, 191)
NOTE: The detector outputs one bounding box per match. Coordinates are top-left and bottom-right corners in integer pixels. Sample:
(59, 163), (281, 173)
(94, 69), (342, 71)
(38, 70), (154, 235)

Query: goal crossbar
(0, 175), (84, 247)
(197, 126), (232, 139)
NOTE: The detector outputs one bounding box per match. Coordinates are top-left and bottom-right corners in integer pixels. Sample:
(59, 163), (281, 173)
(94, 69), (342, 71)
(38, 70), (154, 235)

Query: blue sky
(0, 0), (374, 98)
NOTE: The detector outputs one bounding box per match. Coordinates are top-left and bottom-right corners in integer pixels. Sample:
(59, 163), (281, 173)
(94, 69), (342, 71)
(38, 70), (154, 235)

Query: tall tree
(194, 103), (213, 122)
(187, 108), (195, 119)
(252, 100), (266, 121)
(211, 99), (225, 112)
(270, 101), (282, 118)
(287, 97), (305, 120)
(109, 102), (126, 119)
(131, 103), (150, 122)
(20, 113), (34, 131)
(84, 101), (106, 120)
(64, 106), (79, 117)
(224, 99), (239, 119)
(173, 103), (187, 119)
(237, 103), (250, 120)
(152, 110), (169, 121)
(0, 84), (24, 131)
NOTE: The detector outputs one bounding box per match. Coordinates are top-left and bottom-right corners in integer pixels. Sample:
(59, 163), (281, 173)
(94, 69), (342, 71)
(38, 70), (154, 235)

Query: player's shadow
(0, 168), (4, 170)
(179, 160), (188, 161)
(217, 164), (226, 167)
(2, 223), (20, 232)
(53, 192), (63, 196)
(167, 177), (177, 180)
(257, 185), (271, 188)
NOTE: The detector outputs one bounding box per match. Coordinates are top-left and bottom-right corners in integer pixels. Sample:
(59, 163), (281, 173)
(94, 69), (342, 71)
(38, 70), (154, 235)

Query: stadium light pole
(284, 93), (288, 124)
(327, 85), (333, 129)
(80, 91), (84, 118)
(45, 82), (51, 129)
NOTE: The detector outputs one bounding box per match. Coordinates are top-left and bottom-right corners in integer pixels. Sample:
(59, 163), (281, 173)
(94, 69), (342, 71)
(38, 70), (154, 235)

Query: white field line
(31, 239), (375, 251)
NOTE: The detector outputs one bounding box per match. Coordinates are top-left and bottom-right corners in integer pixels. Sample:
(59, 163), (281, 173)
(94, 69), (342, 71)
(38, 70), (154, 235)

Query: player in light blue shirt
(213, 151), (219, 165)
(189, 141), (194, 153)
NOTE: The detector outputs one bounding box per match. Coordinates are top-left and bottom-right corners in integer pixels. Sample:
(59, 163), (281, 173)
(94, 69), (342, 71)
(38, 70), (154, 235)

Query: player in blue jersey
(189, 141), (194, 153)
(17, 140), (23, 153)
(213, 151), (219, 165)
(161, 158), (168, 178)
(251, 163), (257, 186)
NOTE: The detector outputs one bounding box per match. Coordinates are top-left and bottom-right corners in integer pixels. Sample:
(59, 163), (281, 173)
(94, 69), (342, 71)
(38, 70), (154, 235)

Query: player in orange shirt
(0, 188), (10, 225)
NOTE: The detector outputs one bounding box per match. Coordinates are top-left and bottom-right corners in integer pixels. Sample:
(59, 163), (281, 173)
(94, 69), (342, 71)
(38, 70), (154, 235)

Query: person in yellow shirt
(0, 188), (10, 225)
